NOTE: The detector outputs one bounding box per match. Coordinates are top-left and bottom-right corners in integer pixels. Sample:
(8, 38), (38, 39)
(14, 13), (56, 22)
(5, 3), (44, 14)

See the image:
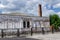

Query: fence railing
(0, 27), (55, 38)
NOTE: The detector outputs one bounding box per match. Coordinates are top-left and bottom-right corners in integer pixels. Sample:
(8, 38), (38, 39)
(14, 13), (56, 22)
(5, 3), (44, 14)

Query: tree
(49, 14), (60, 30)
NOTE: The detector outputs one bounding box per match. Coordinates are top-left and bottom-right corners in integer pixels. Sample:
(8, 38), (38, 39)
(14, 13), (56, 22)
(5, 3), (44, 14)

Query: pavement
(27, 32), (60, 40)
(0, 37), (40, 40)
(0, 36), (40, 40)
(0, 32), (60, 40)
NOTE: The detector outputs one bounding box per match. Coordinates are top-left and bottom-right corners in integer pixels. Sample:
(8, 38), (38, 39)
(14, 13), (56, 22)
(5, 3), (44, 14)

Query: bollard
(42, 27), (45, 34)
(1, 29), (4, 38)
(17, 29), (20, 37)
(31, 28), (33, 36)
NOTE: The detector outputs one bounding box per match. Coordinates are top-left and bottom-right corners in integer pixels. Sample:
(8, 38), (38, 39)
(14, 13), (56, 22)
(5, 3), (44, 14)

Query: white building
(0, 4), (50, 30)
(0, 13), (49, 29)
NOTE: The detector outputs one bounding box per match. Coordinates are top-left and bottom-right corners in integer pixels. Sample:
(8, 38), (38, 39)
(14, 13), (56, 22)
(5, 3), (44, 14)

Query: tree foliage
(49, 14), (60, 30)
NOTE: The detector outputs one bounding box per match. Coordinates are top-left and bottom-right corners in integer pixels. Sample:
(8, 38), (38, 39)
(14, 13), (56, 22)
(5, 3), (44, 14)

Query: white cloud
(42, 0), (60, 16)
(2, 11), (11, 14)
(0, 0), (60, 16)
(57, 12), (60, 15)
(0, 4), (6, 8)
(42, 6), (55, 16)
(6, 3), (15, 8)
(7, 0), (14, 2)
(53, 3), (60, 8)
(56, 12), (60, 16)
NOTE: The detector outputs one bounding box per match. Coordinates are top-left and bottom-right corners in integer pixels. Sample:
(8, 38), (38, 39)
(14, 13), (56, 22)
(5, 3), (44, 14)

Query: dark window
(27, 21), (30, 28)
(23, 21), (26, 28)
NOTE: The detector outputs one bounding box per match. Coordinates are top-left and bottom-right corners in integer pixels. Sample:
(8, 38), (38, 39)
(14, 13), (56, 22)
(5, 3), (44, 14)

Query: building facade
(0, 13), (50, 29)
(0, 4), (50, 31)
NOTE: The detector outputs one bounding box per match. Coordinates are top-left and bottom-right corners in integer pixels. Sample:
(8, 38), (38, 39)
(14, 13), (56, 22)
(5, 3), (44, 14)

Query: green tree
(49, 14), (60, 30)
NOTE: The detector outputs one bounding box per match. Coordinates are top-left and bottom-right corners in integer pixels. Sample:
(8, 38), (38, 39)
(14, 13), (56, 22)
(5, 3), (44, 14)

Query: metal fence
(0, 27), (53, 38)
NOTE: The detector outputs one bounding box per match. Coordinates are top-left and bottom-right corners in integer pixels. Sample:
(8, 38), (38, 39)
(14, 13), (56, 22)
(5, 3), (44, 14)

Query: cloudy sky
(0, 0), (60, 16)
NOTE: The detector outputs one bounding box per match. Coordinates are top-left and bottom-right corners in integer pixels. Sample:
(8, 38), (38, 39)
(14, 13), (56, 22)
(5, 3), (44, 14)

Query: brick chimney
(38, 4), (42, 17)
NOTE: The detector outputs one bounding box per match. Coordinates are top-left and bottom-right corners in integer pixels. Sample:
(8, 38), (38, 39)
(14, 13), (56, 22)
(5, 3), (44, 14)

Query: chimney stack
(38, 4), (42, 17)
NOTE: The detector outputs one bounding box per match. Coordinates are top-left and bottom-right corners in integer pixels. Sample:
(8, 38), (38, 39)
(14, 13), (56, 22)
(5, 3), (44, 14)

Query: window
(23, 21), (30, 28)
(27, 21), (30, 28)
(23, 21), (26, 28)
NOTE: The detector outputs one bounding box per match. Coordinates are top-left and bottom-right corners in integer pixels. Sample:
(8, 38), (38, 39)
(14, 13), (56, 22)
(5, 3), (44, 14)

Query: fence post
(1, 29), (4, 38)
(17, 29), (20, 37)
(31, 27), (33, 36)
(42, 27), (45, 34)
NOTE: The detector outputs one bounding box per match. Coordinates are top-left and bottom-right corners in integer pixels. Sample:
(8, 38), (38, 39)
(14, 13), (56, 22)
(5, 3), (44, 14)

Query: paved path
(0, 32), (60, 40)
(0, 37), (40, 40)
(27, 32), (60, 40)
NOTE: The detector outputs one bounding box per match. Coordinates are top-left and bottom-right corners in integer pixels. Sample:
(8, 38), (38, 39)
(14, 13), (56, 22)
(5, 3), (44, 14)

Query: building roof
(0, 12), (49, 22)
(2, 12), (35, 16)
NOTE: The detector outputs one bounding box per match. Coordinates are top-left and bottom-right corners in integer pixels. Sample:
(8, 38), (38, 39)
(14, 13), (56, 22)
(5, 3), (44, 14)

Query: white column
(20, 19), (23, 28)
(40, 21), (44, 27)
(33, 21), (36, 27)
(18, 21), (20, 28)
(25, 21), (28, 28)
(30, 21), (32, 28)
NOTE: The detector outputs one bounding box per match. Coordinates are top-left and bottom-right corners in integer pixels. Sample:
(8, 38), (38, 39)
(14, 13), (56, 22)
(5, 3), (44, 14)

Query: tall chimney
(38, 4), (42, 17)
